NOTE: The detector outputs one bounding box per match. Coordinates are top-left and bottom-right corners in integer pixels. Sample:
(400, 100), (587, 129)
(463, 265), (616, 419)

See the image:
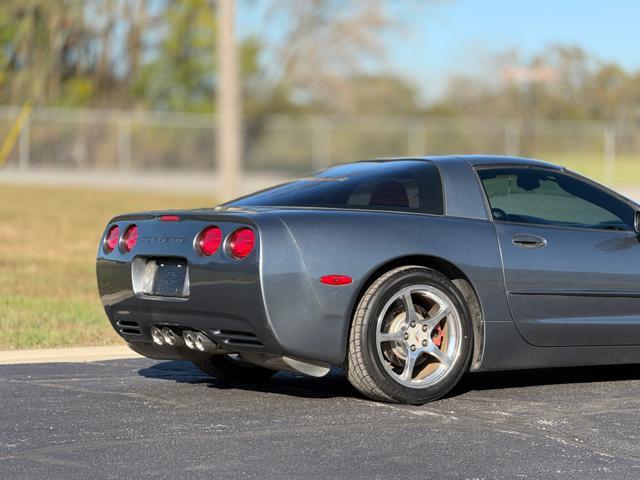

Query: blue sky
(239, 0), (640, 99)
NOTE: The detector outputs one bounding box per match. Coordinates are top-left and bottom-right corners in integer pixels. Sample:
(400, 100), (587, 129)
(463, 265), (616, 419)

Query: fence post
(311, 117), (331, 171)
(504, 121), (521, 156)
(18, 115), (30, 171)
(407, 119), (426, 156)
(117, 113), (132, 171)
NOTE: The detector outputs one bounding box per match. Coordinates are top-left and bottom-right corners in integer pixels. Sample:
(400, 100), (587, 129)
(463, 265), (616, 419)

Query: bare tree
(261, 0), (389, 110)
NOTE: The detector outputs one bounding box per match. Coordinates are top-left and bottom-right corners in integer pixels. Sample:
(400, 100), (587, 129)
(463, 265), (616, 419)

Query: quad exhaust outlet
(151, 326), (215, 352)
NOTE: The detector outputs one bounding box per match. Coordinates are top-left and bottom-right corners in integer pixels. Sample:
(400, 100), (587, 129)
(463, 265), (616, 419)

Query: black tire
(193, 354), (276, 382)
(346, 266), (473, 404)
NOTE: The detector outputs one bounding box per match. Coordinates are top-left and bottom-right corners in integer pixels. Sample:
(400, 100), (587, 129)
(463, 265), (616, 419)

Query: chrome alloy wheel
(375, 284), (462, 388)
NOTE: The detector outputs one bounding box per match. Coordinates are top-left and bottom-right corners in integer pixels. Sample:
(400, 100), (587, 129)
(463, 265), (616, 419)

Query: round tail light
(120, 225), (138, 253)
(228, 228), (255, 259)
(104, 225), (120, 254)
(196, 226), (222, 256)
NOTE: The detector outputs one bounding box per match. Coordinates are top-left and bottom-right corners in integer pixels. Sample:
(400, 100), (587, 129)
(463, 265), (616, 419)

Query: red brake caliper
(432, 322), (445, 348)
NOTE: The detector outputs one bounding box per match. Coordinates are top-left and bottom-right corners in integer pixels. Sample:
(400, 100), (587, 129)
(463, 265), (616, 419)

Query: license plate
(143, 258), (188, 298)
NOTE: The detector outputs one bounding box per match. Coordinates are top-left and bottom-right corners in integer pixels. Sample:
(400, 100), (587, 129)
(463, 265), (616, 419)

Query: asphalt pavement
(2, 358), (640, 479)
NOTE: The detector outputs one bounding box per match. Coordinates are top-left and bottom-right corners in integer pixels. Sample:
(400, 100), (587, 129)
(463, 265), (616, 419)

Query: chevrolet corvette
(96, 155), (640, 404)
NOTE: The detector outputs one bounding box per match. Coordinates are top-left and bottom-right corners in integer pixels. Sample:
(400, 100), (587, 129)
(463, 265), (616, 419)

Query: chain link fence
(1, 106), (639, 185)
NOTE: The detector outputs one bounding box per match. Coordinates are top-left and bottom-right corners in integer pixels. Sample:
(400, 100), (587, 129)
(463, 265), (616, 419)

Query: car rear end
(96, 209), (277, 361)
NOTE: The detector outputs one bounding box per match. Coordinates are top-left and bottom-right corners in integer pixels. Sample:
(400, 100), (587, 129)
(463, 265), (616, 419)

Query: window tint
(478, 167), (634, 230)
(228, 161), (444, 215)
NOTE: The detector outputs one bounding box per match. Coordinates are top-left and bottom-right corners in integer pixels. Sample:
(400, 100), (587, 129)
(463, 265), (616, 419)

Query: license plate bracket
(142, 258), (189, 298)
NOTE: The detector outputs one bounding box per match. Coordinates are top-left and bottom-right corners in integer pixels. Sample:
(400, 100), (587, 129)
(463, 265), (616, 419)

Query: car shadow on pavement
(138, 360), (357, 399)
(452, 363), (640, 397)
(139, 360), (640, 401)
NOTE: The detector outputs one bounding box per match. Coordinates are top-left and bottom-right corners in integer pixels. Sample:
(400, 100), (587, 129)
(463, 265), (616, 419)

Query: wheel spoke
(400, 348), (420, 382)
(379, 331), (404, 344)
(422, 305), (450, 330)
(424, 343), (450, 367)
(402, 291), (420, 325)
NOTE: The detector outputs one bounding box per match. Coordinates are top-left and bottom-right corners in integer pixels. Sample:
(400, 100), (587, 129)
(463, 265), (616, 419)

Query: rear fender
(265, 210), (510, 366)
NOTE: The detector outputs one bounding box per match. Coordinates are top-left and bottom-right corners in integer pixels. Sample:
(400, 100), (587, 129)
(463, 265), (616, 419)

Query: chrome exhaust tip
(162, 327), (184, 347)
(193, 332), (218, 353)
(162, 327), (180, 346)
(194, 333), (205, 352)
(183, 330), (195, 350)
(151, 326), (164, 346)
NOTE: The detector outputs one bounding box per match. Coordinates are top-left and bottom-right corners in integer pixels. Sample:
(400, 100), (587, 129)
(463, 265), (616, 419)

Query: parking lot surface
(2, 358), (640, 479)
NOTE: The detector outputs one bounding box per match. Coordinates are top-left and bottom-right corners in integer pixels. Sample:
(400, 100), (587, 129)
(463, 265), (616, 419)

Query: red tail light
(228, 228), (255, 259)
(120, 225), (138, 253)
(104, 225), (120, 254)
(196, 226), (222, 256)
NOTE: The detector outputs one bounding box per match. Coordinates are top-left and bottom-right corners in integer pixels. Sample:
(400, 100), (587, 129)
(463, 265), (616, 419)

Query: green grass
(0, 184), (212, 349)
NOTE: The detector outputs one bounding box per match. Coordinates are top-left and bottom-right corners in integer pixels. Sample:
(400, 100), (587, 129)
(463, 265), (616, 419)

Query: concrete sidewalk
(0, 345), (142, 365)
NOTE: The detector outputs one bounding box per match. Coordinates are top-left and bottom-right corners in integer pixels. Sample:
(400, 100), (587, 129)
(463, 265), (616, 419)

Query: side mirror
(635, 211), (640, 234)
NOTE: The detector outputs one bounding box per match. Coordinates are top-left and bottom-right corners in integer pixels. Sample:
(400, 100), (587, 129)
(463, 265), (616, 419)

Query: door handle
(512, 234), (547, 249)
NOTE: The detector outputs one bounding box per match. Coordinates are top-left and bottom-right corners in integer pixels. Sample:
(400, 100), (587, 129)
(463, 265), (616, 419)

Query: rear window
(227, 161), (444, 215)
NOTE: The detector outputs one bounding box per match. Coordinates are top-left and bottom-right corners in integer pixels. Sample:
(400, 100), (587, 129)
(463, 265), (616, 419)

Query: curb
(0, 345), (143, 365)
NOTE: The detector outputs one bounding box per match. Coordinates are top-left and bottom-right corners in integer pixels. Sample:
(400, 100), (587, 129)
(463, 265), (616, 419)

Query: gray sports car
(96, 155), (640, 404)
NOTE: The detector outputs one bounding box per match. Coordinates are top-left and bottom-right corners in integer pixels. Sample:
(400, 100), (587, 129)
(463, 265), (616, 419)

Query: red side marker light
(197, 226), (223, 256)
(104, 225), (120, 254)
(320, 275), (352, 286)
(120, 225), (138, 253)
(159, 215), (180, 222)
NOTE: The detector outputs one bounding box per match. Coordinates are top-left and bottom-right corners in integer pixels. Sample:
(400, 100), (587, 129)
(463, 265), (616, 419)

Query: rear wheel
(193, 354), (276, 382)
(346, 266), (473, 404)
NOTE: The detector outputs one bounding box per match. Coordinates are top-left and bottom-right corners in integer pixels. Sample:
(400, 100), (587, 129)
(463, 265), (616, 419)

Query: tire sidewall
(359, 268), (473, 404)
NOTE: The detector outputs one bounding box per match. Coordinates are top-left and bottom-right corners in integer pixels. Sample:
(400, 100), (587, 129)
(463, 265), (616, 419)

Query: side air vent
(116, 320), (141, 335)
(209, 329), (263, 347)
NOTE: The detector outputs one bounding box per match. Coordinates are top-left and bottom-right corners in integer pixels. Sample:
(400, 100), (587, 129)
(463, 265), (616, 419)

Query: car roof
(364, 155), (563, 171)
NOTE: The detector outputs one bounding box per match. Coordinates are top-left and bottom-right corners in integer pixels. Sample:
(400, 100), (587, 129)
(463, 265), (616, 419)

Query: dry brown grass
(0, 183), (212, 349)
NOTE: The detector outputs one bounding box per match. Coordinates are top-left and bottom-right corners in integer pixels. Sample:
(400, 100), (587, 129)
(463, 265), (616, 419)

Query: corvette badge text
(140, 236), (187, 245)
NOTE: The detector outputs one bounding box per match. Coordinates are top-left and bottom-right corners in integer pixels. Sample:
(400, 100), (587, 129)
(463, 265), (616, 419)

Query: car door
(477, 166), (640, 347)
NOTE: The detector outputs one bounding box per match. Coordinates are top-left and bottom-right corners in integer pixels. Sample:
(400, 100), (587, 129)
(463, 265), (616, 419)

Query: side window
(477, 167), (634, 231)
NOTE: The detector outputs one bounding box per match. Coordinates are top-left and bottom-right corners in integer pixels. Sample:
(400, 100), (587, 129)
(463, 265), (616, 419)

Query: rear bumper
(104, 299), (279, 359)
